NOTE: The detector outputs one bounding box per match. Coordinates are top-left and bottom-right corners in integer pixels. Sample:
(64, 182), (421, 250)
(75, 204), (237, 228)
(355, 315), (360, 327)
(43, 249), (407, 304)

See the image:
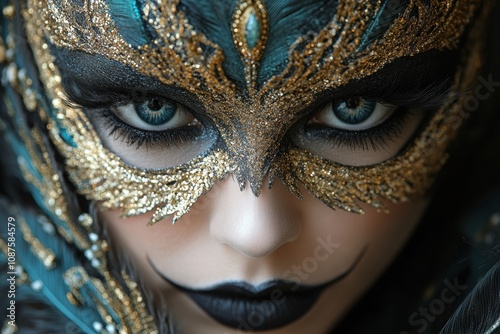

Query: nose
(207, 176), (302, 258)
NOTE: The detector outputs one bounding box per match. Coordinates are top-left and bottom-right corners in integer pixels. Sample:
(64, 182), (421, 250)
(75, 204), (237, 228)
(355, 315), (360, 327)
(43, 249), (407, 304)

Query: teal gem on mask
(245, 10), (260, 50)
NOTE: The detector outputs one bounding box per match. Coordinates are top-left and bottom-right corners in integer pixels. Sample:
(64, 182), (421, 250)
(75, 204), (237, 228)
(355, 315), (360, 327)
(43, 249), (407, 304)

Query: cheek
(294, 198), (428, 331)
(304, 189), (426, 247)
(296, 193), (427, 282)
(103, 185), (427, 286)
(102, 208), (203, 288)
(102, 186), (428, 332)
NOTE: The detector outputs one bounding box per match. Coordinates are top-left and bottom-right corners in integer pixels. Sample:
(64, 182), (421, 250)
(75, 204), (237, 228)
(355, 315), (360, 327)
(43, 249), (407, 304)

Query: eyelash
(303, 106), (414, 151)
(73, 78), (453, 153)
(298, 78), (456, 151)
(91, 107), (204, 149)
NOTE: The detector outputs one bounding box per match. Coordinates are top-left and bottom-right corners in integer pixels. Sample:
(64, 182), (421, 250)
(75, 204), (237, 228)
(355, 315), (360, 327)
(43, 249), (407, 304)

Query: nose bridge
(214, 98), (298, 196)
(208, 176), (302, 258)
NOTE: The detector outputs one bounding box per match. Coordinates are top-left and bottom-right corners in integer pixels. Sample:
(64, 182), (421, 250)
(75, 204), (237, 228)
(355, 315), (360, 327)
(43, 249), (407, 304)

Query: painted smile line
(147, 248), (366, 331)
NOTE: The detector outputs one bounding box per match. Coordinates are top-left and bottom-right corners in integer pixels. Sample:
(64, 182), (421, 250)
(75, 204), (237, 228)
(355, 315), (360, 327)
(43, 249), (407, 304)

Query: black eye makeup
(103, 97), (203, 147)
(285, 51), (458, 166)
(118, 97), (197, 130)
(79, 94), (217, 169)
(307, 98), (398, 131)
(291, 97), (438, 166)
(58, 48), (457, 170)
(70, 86), (449, 170)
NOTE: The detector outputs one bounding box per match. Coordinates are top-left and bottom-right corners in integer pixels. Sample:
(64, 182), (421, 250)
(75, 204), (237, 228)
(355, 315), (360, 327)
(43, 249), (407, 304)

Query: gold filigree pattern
(275, 98), (456, 214)
(64, 212), (158, 332)
(18, 128), (90, 247)
(64, 264), (158, 333)
(1, 56), (88, 246)
(24, 0), (482, 223)
(18, 216), (57, 270)
(1, 5), (160, 331)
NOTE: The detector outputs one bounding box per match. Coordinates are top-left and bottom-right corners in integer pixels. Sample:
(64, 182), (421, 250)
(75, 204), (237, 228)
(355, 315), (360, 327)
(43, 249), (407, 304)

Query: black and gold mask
(23, 0), (485, 224)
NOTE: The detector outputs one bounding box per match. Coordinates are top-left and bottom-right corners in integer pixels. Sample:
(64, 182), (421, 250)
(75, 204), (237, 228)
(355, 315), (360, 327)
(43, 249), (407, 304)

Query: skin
(103, 175), (428, 333)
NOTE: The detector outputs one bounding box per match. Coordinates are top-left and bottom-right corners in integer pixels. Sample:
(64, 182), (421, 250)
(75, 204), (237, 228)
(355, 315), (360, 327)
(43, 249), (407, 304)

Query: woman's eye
(291, 96), (427, 166)
(113, 97), (199, 131)
(86, 96), (216, 169)
(307, 97), (397, 131)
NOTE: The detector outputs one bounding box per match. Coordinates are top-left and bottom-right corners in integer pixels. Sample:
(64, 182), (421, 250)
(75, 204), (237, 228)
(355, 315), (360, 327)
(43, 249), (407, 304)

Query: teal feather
(179, 0), (409, 86)
(179, 0), (340, 87)
(0, 201), (102, 333)
(179, 0), (245, 86)
(356, 0), (406, 53)
(1, 105), (78, 246)
(260, 0), (338, 82)
(107, 0), (149, 47)
(0, 30), (88, 245)
(0, 1), (156, 332)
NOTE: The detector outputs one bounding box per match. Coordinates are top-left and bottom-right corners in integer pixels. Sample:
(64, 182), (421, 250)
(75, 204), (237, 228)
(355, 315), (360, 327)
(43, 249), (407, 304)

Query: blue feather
(179, 0), (340, 87)
(107, 0), (149, 47)
(177, 0), (410, 86)
(356, 0), (407, 53)
(0, 98), (78, 245)
(260, 0), (338, 82)
(0, 202), (102, 333)
(179, 0), (245, 86)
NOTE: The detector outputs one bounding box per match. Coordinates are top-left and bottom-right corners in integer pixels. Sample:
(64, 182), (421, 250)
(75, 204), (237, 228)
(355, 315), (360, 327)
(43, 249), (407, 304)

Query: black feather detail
(179, 0), (245, 86)
(259, 0), (338, 83)
(356, 0), (407, 52)
(440, 261), (500, 334)
(108, 0), (150, 47)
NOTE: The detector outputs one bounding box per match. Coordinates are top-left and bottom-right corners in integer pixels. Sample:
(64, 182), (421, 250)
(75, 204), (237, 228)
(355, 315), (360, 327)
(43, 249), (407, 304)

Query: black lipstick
(148, 249), (365, 331)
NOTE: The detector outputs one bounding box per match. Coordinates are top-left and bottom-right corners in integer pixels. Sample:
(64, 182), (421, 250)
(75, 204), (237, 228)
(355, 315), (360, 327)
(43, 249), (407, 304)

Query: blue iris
(135, 98), (177, 126)
(332, 98), (376, 125)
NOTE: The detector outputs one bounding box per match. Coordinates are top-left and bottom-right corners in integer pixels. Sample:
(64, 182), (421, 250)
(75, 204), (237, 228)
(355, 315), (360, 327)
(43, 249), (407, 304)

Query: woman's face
(23, 0), (482, 332)
(104, 185), (427, 333)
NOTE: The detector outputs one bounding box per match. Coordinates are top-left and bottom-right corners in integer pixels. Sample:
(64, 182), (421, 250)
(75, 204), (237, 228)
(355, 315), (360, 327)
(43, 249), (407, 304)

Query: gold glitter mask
(24, 0), (484, 224)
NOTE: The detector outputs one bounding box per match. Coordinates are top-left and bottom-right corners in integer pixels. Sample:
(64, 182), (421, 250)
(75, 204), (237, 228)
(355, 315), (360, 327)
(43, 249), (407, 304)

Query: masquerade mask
(23, 0), (483, 224)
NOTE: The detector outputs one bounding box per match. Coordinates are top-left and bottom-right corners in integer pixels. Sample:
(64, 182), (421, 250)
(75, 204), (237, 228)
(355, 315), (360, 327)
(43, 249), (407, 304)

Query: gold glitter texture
(1, 3), (160, 332)
(25, 0), (482, 222)
(2, 55), (89, 247)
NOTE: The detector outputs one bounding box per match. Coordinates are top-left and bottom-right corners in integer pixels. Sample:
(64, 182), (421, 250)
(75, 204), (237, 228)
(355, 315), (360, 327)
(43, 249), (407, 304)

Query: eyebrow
(54, 45), (460, 112)
(53, 47), (203, 110)
(292, 48), (461, 116)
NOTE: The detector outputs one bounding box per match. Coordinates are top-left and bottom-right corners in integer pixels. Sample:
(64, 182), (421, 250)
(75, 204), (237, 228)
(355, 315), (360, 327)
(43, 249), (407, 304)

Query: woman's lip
(147, 248), (366, 331)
